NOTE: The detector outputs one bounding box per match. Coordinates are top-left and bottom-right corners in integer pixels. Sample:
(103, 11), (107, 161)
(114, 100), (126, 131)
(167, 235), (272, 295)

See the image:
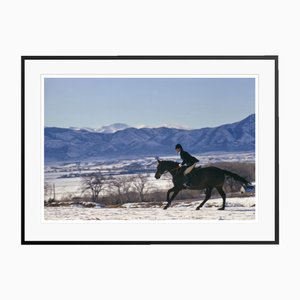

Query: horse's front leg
(164, 186), (181, 209)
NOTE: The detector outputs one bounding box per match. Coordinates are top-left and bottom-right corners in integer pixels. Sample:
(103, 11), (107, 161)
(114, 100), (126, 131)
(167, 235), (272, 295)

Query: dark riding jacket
(180, 150), (199, 166)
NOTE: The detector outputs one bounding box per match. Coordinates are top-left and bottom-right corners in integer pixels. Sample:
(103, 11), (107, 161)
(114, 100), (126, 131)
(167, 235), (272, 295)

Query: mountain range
(45, 114), (255, 161)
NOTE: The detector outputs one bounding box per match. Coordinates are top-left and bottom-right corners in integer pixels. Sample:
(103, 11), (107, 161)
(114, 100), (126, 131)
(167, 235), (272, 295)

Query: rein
(168, 165), (181, 175)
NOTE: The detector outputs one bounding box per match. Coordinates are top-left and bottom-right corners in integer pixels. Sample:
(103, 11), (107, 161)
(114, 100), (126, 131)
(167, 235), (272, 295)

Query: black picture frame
(21, 55), (279, 245)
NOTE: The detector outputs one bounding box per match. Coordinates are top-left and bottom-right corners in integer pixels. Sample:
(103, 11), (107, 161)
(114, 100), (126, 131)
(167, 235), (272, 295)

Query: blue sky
(44, 77), (255, 129)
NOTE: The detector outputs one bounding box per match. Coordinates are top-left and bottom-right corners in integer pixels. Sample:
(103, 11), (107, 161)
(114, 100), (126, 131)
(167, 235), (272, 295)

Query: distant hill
(45, 114), (255, 161)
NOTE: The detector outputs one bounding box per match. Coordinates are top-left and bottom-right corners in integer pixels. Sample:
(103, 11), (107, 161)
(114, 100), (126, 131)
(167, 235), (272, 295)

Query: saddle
(183, 163), (198, 175)
(180, 163), (201, 176)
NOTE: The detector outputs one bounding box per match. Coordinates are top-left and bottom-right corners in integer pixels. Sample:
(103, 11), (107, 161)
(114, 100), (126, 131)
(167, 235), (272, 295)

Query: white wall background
(0, 1), (297, 299)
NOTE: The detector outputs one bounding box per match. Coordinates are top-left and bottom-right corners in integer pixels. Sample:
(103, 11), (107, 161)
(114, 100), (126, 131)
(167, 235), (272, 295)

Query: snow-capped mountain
(69, 123), (129, 133)
(70, 123), (189, 132)
(45, 114), (255, 161)
(96, 123), (129, 133)
(135, 124), (191, 130)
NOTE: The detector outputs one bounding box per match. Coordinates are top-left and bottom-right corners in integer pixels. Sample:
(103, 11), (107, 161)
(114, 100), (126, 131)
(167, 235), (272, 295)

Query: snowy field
(44, 196), (255, 221)
(44, 152), (255, 221)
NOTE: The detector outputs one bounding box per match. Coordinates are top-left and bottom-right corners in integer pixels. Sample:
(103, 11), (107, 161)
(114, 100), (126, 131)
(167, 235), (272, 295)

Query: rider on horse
(175, 144), (199, 187)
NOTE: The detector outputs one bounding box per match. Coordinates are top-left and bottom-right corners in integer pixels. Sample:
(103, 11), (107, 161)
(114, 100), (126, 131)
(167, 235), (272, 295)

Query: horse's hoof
(218, 207), (225, 210)
(163, 205), (169, 210)
(196, 206), (200, 210)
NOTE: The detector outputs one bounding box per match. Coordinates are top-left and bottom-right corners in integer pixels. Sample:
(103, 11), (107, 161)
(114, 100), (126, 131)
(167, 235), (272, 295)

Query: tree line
(45, 172), (156, 205)
(45, 161), (255, 206)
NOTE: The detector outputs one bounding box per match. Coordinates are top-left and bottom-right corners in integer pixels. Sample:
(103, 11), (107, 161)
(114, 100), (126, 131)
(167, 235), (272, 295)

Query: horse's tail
(222, 170), (251, 185)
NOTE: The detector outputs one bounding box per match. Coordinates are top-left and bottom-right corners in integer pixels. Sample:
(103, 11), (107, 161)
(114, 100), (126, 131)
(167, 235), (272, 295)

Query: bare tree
(81, 172), (107, 202)
(132, 174), (153, 202)
(110, 176), (132, 204)
(44, 181), (51, 199)
(44, 182), (56, 200)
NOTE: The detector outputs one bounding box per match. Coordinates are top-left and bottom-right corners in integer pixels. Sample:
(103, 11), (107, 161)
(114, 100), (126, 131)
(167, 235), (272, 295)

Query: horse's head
(155, 159), (165, 179)
(154, 158), (179, 179)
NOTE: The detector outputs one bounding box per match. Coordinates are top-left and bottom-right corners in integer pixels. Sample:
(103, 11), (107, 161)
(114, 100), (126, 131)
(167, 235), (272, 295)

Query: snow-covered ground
(44, 196), (255, 221)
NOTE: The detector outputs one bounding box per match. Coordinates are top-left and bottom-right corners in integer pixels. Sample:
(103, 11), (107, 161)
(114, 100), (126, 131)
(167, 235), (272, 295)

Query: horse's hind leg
(216, 186), (226, 210)
(196, 187), (212, 210)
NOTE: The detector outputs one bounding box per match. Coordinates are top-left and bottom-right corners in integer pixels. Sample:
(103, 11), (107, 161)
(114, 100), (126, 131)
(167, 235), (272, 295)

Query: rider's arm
(180, 151), (189, 166)
(181, 157), (187, 166)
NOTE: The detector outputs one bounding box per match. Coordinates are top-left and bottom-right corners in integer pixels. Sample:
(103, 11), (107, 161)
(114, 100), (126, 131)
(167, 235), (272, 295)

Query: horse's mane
(161, 160), (179, 166)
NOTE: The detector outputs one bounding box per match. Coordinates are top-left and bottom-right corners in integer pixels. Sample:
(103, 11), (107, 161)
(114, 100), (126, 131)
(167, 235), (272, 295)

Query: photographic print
(22, 56), (278, 244)
(44, 77), (256, 221)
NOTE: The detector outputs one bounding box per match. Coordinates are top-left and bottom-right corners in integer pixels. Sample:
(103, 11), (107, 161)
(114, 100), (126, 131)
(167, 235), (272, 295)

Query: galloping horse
(154, 159), (251, 210)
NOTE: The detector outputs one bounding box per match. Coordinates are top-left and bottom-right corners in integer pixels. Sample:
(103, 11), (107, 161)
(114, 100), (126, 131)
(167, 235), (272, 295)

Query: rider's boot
(183, 174), (192, 187)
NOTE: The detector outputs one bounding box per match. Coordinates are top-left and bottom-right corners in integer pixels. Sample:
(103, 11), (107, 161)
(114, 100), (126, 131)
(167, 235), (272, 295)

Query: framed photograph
(21, 56), (279, 244)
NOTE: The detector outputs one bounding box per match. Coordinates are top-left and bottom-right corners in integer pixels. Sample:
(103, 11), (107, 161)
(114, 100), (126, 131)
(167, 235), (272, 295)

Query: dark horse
(154, 159), (250, 210)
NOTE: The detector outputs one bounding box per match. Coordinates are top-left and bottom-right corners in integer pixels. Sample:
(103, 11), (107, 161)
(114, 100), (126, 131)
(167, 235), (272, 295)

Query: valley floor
(44, 196), (255, 221)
